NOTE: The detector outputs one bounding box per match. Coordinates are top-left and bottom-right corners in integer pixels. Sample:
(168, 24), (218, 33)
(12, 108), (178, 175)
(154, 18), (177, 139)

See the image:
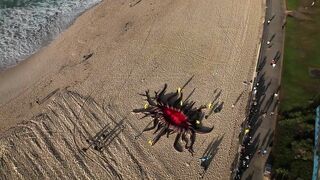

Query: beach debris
(124, 22), (133, 32)
(130, 0), (142, 7)
(83, 53), (93, 61)
(242, 80), (252, 85)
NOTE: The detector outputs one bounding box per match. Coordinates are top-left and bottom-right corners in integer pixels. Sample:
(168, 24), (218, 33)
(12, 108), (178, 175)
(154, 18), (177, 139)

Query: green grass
(272, 114), (314, 179)
(286, 0), (300, 10)
(271, 1), (320, 179)
(280, 15), (320, 111)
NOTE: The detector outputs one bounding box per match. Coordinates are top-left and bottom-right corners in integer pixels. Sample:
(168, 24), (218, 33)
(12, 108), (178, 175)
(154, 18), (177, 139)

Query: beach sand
(0, 0), (264, 179)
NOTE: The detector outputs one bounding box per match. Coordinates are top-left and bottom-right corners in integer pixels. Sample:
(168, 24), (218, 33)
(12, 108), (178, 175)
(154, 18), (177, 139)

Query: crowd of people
(232, 0), (318, 178)
(233, 90), (260, 180)
(233, 4), (284, 179)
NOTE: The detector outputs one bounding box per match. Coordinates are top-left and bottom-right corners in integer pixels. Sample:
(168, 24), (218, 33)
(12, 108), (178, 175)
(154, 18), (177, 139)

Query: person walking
(267, 15), (276, 24)
(262, 149), (267, 155)
(271, 59), (276, 68)
(199, 154), (212, 163)
(282, 21), (287, 29)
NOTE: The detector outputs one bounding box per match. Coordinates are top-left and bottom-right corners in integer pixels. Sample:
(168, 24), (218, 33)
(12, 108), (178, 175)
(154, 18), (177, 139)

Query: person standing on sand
(199, 154), (212, 163)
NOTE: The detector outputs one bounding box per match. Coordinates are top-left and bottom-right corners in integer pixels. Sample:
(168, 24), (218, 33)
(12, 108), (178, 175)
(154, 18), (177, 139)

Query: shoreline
(0, 0), (104, 107)
(0, 0), (102, 71)
(0, 0), (264, 179)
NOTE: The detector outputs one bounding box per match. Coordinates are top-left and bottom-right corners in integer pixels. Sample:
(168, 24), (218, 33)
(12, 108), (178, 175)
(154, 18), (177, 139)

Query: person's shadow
(199, 135), (224, 178)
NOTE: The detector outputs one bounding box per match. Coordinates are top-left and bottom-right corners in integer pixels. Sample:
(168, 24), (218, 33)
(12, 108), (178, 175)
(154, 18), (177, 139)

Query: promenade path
(241, 0), (286, 179)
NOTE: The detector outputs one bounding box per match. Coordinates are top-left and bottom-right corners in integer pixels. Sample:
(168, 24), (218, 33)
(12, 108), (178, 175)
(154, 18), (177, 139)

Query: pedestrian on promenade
(262, 149), (267, 155)
(268, 34), (276, 44)
(282, 21), (287, 29)
(258, 148), (262, 154)
(262, 112), (267, 118)
(253, 86), (257, 95)
(271, 59), (275, 64)
(274, 51), (281, 62)
(271, 59), (276, 68)
(267, 14), (276, 24)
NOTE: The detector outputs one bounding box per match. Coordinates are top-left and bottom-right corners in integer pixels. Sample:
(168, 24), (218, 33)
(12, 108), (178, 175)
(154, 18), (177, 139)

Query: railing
(312, 106), (320, 180)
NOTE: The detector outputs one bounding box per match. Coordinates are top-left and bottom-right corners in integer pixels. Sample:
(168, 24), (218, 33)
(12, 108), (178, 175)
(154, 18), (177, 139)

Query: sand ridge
(0, 0), (264, 179)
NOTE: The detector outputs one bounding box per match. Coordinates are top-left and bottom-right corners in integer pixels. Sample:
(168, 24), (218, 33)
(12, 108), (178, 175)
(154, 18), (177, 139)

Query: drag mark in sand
(130, 0), (142, 7)
(36, 88), (60, 105)
(0, 90), (172, 179)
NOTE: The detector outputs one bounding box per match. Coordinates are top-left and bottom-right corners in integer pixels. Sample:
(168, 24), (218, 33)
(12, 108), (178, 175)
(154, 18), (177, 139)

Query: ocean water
(0, 0), (101, 70)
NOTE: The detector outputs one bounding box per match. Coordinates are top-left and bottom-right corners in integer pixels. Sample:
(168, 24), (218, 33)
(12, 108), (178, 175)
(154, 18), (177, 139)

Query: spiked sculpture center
(133, 83), (214, 153)
(162, 107), (187, 126)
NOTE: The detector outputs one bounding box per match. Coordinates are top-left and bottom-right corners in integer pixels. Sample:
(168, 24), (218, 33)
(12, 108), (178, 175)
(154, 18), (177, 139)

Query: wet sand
(0, 0), (264, 179)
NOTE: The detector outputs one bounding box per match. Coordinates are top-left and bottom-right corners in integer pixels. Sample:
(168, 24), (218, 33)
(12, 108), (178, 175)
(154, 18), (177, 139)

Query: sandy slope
(0, 0), (264, 179)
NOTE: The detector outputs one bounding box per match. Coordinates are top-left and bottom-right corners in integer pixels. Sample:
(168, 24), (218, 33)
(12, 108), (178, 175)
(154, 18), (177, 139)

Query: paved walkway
(241, 0), (286, 179)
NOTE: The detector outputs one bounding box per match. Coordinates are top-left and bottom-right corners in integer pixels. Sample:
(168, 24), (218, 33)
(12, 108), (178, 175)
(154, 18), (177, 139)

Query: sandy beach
(0, 0), (264, 179)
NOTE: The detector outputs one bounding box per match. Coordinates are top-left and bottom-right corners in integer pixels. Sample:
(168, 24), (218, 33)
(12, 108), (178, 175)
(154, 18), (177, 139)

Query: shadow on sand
(83, 119), (125, 152)
(199, 136), (224, 178)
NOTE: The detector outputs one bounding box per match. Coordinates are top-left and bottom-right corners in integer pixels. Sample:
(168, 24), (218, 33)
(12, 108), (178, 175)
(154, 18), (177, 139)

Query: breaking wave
(0, 0), (101, 70)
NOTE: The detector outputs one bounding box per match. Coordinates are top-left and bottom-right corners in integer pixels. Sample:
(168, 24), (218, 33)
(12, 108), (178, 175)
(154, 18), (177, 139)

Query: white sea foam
(0, 0), (101, 70)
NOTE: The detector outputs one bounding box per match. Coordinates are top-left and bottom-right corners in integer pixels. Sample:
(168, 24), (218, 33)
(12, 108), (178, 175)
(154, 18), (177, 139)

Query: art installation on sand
(133, 83), (214, 154)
